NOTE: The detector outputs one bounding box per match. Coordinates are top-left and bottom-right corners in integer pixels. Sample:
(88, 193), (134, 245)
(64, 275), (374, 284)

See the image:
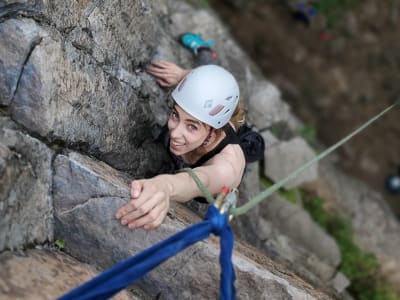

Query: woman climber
(115, 33), (246, 230)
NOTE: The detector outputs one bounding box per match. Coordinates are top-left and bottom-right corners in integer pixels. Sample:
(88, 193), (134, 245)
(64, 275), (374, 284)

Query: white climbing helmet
(171, 64), (240, 129)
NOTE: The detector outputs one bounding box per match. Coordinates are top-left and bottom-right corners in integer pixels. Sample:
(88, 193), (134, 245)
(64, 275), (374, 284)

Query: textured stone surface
(319, 160), (400, 291)
(0, 9), (171, 177)
(231, 162), (265, 249)
(0, 249), (138, 300)
(247, 79), (290, 130)
(0, 18), (40, 106)
(0, 117), (53, 250)
(264, 137), (318, 189)
(261, 194), (340, 268)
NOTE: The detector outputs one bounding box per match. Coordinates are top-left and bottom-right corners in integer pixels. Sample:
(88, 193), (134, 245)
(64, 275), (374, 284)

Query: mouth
(170, 140), (185, 151)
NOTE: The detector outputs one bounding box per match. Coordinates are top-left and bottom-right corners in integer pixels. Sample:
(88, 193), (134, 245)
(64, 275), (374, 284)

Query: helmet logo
(209, 104), (224, 116)
(204, 99), (213, 108)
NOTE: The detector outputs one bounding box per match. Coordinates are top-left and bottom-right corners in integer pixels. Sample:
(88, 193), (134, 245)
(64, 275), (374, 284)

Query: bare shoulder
(206, 144), (245, 172)
(196, 145), (244, 190)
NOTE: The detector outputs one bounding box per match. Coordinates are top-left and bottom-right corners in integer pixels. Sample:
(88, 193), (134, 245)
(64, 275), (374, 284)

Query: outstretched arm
(115, 144), (245, 230)
(146, 60), (190, 87)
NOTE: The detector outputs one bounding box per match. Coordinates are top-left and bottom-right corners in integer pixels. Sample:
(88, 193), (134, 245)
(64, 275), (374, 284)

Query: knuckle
(130, 202), (138, 210)
(147, 223), (159, 230)
(147, 212), (157, 222)
(156, 190), (167, 199)
(137, 207), (146, 215)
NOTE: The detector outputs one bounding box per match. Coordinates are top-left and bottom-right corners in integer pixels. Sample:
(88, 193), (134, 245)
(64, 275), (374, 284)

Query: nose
(169, 122), (184, 140)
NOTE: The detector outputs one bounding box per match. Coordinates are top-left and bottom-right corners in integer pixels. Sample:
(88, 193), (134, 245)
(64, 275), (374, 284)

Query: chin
(169, 145), (185, 156)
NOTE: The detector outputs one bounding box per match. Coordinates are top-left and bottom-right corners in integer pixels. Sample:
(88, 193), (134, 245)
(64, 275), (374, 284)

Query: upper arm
(193, 144), (246, 195)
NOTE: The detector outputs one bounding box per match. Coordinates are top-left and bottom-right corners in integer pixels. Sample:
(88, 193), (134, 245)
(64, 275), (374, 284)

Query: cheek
(186, 136), (202, 148)
(185, 131), (208, 149)
(167, 116), (175, 129)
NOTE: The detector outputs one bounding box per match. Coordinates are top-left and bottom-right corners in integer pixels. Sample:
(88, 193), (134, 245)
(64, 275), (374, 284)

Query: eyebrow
(172, 107), (201, 125)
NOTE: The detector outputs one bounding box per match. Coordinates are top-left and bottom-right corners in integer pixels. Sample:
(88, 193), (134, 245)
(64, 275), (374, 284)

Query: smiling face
(167, 104), (210, 156)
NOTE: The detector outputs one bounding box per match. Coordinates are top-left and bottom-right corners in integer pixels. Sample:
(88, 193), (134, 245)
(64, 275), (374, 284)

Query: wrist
(154, 174), (174, 200)
(181, 69), (190, 80)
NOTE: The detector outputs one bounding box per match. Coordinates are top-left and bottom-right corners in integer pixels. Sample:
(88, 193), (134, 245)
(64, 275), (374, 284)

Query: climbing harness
(59, 100), (398, 300)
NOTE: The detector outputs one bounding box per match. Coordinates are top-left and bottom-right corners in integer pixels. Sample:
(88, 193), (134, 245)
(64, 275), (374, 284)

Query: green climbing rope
(180, 167), (215, 204)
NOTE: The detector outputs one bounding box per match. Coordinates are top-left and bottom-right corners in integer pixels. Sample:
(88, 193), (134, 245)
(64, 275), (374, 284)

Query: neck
(181, 128), (226, 164)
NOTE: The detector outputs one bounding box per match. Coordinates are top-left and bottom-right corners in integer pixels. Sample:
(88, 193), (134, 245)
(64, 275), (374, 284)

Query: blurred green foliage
(55, 239), (65, 250)
(260, 176), (301, 204)
(313, 0), (363, 28)
(303, 196), (400, 300)
(298, 125), (317, 148)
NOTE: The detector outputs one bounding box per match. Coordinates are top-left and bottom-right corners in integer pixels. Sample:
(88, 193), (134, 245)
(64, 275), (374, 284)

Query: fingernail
(115, 213), (121, 219)
(128, 223), (136, 229)
(121, 219), (128, 225)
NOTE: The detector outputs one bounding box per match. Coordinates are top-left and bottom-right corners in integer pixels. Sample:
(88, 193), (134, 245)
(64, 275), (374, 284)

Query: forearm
(154, 171), (208, 203)
(156, 166), (237, 203)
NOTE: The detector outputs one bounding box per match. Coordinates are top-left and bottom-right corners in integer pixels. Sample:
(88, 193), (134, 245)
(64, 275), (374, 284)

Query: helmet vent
(209, 104), (224, 116)
(226, 96), (233, 101)
(223, 109), (231, 115)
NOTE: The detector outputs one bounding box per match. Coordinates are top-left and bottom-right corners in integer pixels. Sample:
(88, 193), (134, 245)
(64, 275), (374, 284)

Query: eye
(170, 110), (179, 120)
(188, 124), (198, 131)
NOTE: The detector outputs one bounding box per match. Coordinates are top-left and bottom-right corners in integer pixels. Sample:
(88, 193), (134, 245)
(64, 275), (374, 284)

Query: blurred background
(207, 0), (400, 215)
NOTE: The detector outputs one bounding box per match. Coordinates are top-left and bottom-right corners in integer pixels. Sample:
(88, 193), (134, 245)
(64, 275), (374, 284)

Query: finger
(152, 60), (173, 68)
(146, 66), (165, 77)
(122, 190), (163, 225)
(157, 79), (173, 87)
(129, 198), (167, 229)
(131, 180), (142, 198)
(115, 201), (137, 220)
(147, 62), (171, 72)
(143, 210), (167, 230)
(116, 180), (143, 219)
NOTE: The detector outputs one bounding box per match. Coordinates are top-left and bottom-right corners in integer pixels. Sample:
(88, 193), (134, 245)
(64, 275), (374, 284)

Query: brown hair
(229, 97), (245, 130)
(209, 97), (245, 144)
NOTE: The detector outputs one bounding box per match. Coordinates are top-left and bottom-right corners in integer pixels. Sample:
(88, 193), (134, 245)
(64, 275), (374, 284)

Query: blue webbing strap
(58, 205), (236, 300)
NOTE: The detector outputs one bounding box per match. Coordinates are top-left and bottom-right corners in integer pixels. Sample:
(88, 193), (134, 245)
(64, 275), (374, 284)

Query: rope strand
(180, 168), (215, 204)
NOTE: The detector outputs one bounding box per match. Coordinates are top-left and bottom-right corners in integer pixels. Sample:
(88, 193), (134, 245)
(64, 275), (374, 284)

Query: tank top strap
(191, 124), (239, 168)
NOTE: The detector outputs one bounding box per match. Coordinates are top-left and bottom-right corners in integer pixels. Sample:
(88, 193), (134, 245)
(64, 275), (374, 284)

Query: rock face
(318, 160), (400, 290)
(264, 137), (318, 189)
(52, 151), (334, 299)
(1, 0), (399, 299)
(0, 117), (53, 250)
(0, 7), (172, 177)
(0, 249), (138, 300)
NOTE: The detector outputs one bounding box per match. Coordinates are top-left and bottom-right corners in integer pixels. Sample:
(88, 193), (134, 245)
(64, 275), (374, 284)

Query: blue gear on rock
(180, 32), (215, 54)
(385, 175), (400, 194)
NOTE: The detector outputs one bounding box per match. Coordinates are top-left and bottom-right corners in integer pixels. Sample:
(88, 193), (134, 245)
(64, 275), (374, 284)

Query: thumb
(131, 180), (142, 198)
